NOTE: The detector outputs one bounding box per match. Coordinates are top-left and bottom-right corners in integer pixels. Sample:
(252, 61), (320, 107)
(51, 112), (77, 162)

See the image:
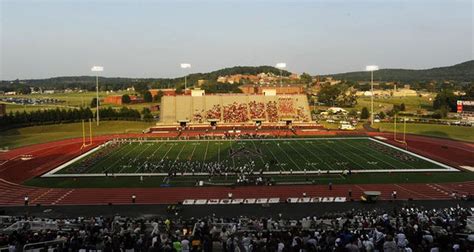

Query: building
(239, 84), (305, 95)
(103, 95), (122, 105)
(149, 89), (176, 97)
(0, 104), (6, 117)
(103, 95), (143, 105)
(197, 80), (207, 86)
(149, 104), (160, 112)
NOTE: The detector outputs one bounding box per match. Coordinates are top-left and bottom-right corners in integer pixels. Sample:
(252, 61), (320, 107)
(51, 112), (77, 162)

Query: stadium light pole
(180, 63), (191, 90)
(91, 66), (104, 126)
(365, 65), (379, 125)
(276, 62), (287, 86)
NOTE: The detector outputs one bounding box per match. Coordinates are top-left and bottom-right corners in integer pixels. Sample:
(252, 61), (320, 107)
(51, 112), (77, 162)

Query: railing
(23, 239), (66, 252)
(3, 220), (59, 232)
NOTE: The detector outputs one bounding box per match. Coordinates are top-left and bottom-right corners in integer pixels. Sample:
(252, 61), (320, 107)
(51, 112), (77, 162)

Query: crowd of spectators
(278, 98), (295, 117)
(191, 99), (308, 124)
(249, 101), (266, 119)
(266, 102), (279, 122)
(1, 206), (472, 251)
(224, 103), (249, 123)
(193, 110), (205, 123)
(205, 105), (222, 121)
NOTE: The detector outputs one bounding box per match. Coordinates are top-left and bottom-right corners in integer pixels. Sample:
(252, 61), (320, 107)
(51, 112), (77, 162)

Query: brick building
(239, 84), (305, 95)
(103, 95), (143, 105)
(149, 89), (176, 97)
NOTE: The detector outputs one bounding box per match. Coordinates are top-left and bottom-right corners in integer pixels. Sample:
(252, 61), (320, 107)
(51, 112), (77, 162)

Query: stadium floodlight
(275, 62), (287, 86)
(365, 65), (379, 71)
(276, 62), (286, 69)
(365, 65), (379, 125)
(91, 65), (104, 126)
(180, 63), (191, 90)
(180, 63), (191, 69)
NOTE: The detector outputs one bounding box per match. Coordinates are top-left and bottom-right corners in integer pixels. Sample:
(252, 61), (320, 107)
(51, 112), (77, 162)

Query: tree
(317, 84), (340, 106)
(17, 85), (31, 94)
(433, 89), (457, 112)
(348, 109), (357, 117)
(133, 83), (149, 95)
(142, 107), (153, 121)
(153, 90), (164, 102)
(175, 85), (184, 94)
(122, 94), (131, 104)
(378, 111), (386, 119)
(317, 83), (357, 107)
(464, 84), (474, 97)
(300, 73), (312, 85)
(400, 103), (406, 111)
(360, 107), (370, 119)
(90, 98), (98, 108)
(144, 91), (153, 102)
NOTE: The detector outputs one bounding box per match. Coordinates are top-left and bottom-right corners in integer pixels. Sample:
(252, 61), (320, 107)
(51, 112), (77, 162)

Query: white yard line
(134, 142), (165, 173)
(250, 140), (267, 166)
(275, 141), (301, 171)
(319, 140), (366, 170)
(307, 141), (340, 170)
(175, 142), (187, 161)
(338, 139), (396, 170)
(294, 140), (329, 170)
(202, 141), (210, 168)
(285, 141), (311, 170)
(117, 143), (154, 173)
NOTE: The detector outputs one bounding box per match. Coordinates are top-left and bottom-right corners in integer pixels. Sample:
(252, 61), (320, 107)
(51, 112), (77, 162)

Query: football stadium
(1, 1), (474, 250)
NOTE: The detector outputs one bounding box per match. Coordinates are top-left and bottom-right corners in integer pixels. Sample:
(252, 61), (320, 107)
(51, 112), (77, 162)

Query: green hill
(326, 60), (474, 82)
(0, 66), (291, 92)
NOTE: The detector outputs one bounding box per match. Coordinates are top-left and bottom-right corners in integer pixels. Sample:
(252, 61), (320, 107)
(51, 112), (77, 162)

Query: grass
(0, 121), (155, 149)
(355, 96), (434, 113)
(314, 95), (435, 115)
(1, 92), (160, 115)
(55, 138), (447, 175)
(374, 123), (474, 142)
(24, 172), (474, 188)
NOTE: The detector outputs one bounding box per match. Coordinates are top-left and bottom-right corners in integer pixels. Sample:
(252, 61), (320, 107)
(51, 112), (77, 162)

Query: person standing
(24, 195), (29, 206)
(132, 195), (136, 204)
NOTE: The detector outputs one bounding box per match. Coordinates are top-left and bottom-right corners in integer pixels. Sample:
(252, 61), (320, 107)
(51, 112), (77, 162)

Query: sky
(0, 0), (472, 80)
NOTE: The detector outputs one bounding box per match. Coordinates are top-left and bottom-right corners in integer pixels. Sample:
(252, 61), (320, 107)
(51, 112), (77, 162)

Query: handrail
(23, 239), (65, 251)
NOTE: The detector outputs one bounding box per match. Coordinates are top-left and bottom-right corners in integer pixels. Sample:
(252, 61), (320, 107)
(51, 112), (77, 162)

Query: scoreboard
(457, 100), (474, 115)
(457, 100), (474, 121)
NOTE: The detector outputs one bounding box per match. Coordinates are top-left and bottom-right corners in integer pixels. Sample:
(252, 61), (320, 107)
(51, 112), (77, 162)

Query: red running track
(0, 131), (473, 206)
(0, 178), (472, 206)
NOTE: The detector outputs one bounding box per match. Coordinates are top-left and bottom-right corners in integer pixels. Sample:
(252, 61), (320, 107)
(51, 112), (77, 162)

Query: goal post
(393, 114), (407, 147)
(81, 118), (94, 149)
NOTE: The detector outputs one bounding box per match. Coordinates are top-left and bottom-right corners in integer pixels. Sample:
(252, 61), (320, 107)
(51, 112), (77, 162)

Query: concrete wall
(161, 94), (311, 124)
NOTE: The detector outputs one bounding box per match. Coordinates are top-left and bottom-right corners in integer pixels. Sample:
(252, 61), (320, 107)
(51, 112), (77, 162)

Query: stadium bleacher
(1, 206), (473, 251)
(160, 94), (311, 125)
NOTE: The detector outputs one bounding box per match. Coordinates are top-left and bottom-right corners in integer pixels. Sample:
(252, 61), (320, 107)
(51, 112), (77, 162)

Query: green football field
(46, 137), (455, 176)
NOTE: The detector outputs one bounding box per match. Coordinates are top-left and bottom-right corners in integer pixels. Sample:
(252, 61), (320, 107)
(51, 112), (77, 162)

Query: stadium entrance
(178, 120), (189, 127)
(208, 119), (219, 128)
